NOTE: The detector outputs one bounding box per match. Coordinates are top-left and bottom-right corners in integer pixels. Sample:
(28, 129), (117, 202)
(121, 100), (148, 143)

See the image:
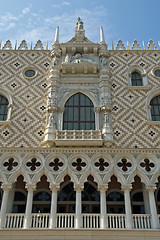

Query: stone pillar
(121, 184), (133, 229)
(49, 184), (60, 228)
(23, 184), (36, 229)
(74, 184), (83, 228)
(94, 107), (100, 130)
(98, 184), (108, 229)
(0, 183), (12, 228)
(146, 185), (159, 229)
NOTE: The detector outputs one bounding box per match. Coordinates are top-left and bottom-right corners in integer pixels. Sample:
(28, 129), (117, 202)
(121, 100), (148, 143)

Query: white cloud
(62, 1), (70, 6)
(22, 7), (30, 15)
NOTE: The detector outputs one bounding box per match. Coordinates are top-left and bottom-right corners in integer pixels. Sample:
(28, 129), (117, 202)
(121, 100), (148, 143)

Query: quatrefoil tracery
(49, 158), (64, 171)
(140, 159), (155, 172)
(72, 158), (86, 171)
(117, 158), (132, 172)
(3, 158), (18, 171)
(94, 158), (109, 171)
(26, 158), (41, 171)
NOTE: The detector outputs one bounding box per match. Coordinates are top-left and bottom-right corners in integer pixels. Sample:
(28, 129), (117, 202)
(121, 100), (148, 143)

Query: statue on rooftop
(76, 17), (84, 30)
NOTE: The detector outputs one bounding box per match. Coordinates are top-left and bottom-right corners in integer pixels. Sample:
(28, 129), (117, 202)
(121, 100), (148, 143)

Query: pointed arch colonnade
(0, 151), (160, 229)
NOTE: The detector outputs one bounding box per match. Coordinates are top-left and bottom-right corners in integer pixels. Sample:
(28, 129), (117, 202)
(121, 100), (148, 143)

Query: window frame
(63, 92), (95, 130)
(0, 88), (12, 125)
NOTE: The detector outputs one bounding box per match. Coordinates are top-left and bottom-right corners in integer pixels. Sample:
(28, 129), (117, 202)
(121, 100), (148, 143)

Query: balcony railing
(82, 214), (100, 228)
(57, 214), (75, 228)
(133, 214), (151, 229)
(5, 214), (24, 228)
(31, 213), (50, 228)
(107, 214), (126, 228)
(55, 130), (103, 146)
(4, 213), (156, 229)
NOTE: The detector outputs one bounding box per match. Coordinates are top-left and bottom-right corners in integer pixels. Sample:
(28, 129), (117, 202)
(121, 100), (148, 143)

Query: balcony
(55, 130), (103, 146)
(4, 213), (155, 229)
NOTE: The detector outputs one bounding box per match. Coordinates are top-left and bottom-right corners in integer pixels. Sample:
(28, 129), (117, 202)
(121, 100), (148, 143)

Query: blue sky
(0, 0), (159, 49)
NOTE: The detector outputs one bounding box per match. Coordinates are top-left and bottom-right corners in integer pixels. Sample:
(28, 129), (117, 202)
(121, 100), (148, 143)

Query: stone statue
(52, 56), (58, 66)
(103, 112), (109, 124)
(76, 17), (83, 30)
(101, 57), (107, 66)
(48, 113), (56, 128)
(64, 54), (70, 63)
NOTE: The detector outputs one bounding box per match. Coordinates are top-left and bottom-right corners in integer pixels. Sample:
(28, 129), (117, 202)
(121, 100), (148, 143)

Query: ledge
(127, 86), (151, 91)
(146, 121), (160, 125)
(0, 120), (11, 126)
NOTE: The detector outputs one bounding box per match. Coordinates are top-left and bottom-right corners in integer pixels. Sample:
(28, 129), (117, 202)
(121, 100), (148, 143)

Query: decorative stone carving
(2, 40), (12, 50)
(34, 40), (44, 50)
(64, 54), (70, 63)
(101, 57), (107, 66)
(148, 40), (158, 50)
(132, 40), (142, 50)
(52, 56), (58, 66)
(116, 40), (126, 50)
(18, 40), (28, 50)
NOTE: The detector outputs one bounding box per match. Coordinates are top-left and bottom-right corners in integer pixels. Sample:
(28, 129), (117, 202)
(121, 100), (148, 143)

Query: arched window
(131, 71), (143, 86)
(57, 183), (76, 213)
(131, 192), (145, 214)
(63, 93), (95, 130)
(32, 191), (51, 213)
(150, 95), (160, 121)
(0, 95), (9, 121)
(12, 191), (26, 213)
(106, 191), (125, 213)
(82, 182), (100, 213)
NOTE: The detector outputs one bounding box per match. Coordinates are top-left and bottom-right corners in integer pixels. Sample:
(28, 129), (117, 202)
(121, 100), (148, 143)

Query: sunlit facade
(0, 18), (160, 239)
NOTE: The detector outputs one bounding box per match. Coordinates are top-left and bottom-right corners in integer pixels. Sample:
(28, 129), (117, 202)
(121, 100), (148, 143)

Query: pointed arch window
(63, 93), (95, 130)
(131, 71), (143, 86)
(150, 95), (160, 121)
(0, 95), (9, 121)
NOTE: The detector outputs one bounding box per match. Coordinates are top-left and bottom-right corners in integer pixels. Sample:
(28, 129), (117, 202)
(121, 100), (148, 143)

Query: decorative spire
(54, 26), (59, 43)
(100, 26), (105, 43)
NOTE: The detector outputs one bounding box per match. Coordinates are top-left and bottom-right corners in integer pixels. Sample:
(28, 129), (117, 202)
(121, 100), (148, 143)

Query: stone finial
(54, 26), (59, 43)
(100, 26), (105, 43)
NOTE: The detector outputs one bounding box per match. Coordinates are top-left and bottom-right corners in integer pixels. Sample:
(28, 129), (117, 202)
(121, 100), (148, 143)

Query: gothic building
(0, 18), (160, 239)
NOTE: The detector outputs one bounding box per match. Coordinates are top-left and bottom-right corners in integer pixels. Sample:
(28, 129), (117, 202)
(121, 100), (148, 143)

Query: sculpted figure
(101, 57), (107, 66)
(64, 54), (70, 63)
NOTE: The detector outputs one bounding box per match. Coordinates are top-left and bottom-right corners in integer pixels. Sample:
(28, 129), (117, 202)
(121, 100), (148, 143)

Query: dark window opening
(63, 93), (95, 130)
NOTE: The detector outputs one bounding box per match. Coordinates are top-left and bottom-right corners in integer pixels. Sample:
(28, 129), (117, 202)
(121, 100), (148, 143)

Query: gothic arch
(60, 90), (99, 108)
(146, 87), (160, 121)
(8, 169), (31, 184)
(56, 168), (78, 184)
(0, 87), (13, 121)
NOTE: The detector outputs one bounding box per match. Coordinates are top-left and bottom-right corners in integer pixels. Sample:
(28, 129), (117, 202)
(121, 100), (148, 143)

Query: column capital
(94, 107), (100, 113)
(25, 184), (36, 192)
(145, 184), (157, 192)
(1, 183), (12, 191)
(49, 183), (60, 191)
(121, 184), (132, 192)
(98, 184), (108, 191)
(74, 183), (84, 191)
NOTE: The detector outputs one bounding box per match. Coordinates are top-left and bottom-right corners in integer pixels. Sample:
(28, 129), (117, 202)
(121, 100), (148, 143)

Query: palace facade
(0, 18), (160, 239)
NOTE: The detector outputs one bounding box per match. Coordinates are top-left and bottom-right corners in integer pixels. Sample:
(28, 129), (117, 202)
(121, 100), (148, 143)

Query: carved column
(94, 107), (100, 130)
(99, 66), (113, 146)
(98, 184), (108, 229)
(74, 184), (83, 228)
(23, 184), (36, 229)
(44, 67), (60, 146)
(49, 184), (60, 228)
(0, 183), (12, 228)
(146, 185), (159, 229)
(121, 184), (133, 229)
